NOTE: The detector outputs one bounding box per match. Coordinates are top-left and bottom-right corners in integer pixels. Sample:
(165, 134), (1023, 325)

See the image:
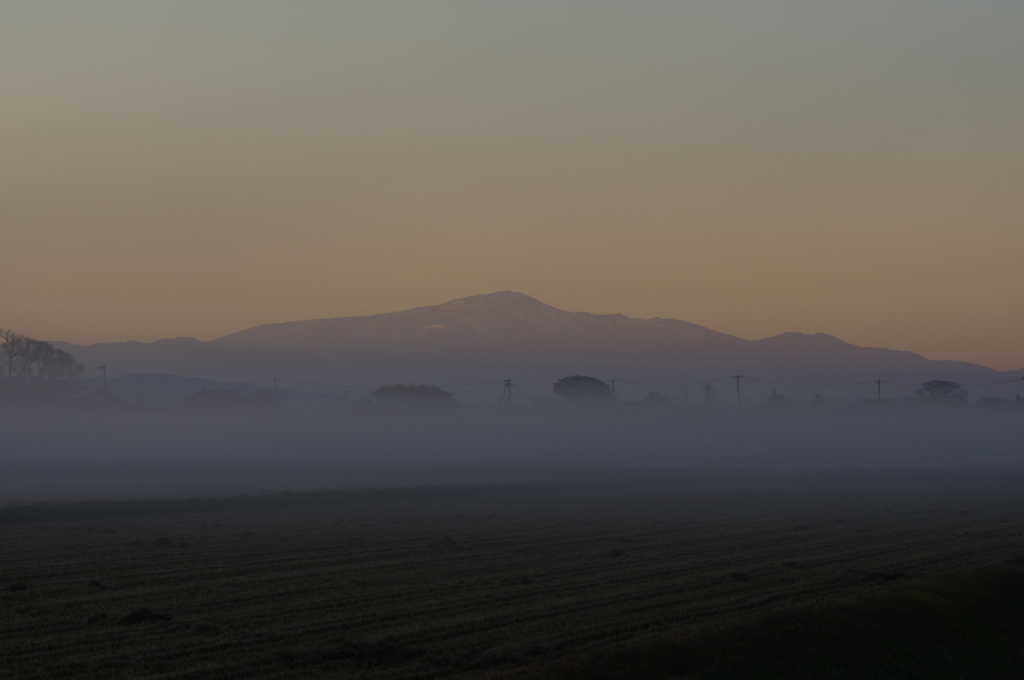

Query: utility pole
(734, 375), (742, 409)
(609, 379), (618, 402)
(876, 378), (883, 401)
(100, 365), (107, 392)
(342, 390), (349, 405)
(500, 379), (514, 407)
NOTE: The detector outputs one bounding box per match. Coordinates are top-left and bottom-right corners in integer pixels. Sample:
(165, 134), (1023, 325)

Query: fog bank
(2, 406), (1022, 503)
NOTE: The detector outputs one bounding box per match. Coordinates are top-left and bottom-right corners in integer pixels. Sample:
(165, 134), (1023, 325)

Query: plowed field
(4, 470), (1024, 678)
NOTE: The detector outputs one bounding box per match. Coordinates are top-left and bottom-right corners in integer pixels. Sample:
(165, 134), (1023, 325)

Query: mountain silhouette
(54, 292), (1020, 401)
(214, 291), (737, 352)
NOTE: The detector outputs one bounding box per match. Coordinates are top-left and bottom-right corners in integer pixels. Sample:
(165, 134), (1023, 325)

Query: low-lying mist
(2, 405), (1022, 503)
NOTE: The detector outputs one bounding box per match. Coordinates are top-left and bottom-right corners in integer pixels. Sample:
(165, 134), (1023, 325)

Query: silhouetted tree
(0, 329), (83, 399)
(700, 382), (717, 405)
(766, 390), (787, 405)
(0, 329), (31, 383)
(915, 380), (968, 404)
(552, 375), (612, 402)
(372, 384), (458, 410)
(24, 341), (84, 387)
(812, 393), (827, 407)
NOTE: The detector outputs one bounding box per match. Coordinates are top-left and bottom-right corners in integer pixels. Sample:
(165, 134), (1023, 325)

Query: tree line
(0, 329), (84, 399)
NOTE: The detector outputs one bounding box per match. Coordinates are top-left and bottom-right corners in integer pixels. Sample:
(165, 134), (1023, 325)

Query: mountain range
(54, 292), (1023, 403)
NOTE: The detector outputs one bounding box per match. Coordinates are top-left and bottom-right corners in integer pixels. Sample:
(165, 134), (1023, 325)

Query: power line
(618, 376), (736, 387)
(439, 381), (505, 388)
(743, 376), (878, 388)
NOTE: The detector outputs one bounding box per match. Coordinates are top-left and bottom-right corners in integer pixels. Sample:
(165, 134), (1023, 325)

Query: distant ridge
(213, 291), (734, 351)
(54, 292), (1021, 402)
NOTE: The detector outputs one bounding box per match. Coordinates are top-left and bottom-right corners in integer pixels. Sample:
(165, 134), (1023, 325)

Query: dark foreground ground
(4, 468), (1024, 679)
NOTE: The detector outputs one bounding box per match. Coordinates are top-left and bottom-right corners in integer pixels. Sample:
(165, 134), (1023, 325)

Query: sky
(2, 1), (1022, 370)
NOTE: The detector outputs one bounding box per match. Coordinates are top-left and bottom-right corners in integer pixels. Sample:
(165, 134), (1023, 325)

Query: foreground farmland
(4, 469), (1024, 678)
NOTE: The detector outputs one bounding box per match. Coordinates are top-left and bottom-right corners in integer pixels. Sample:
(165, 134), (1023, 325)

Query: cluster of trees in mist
(1, 326), (1021, 415)
(344, 376), (1023, 415)
(0, 329), (84, 400)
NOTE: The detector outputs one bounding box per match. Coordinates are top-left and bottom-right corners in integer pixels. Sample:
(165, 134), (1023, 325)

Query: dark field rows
(4, 470), (1024, 678)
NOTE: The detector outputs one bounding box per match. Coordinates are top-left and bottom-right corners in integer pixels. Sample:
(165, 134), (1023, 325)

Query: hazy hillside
(54, 292), (1020, 402)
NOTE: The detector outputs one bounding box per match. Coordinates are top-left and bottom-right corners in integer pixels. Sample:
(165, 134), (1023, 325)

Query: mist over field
(2, 404), (1021, 504)
(5, 291), (1020, 504)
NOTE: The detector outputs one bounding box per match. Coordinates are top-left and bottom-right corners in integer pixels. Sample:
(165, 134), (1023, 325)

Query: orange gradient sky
(2, 2), (1022, 369)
